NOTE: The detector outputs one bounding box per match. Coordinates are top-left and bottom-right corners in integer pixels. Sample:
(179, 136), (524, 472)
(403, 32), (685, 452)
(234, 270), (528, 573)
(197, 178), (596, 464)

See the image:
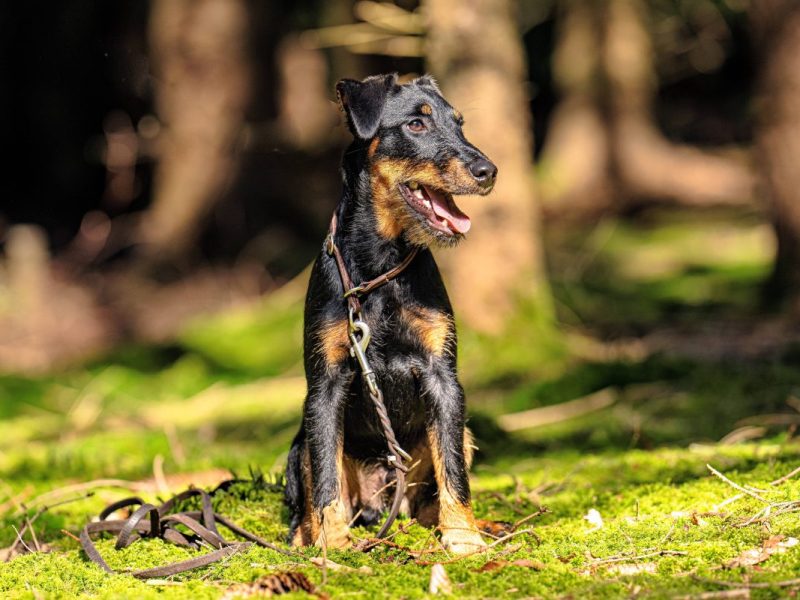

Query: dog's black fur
(284, 73), (497, 552)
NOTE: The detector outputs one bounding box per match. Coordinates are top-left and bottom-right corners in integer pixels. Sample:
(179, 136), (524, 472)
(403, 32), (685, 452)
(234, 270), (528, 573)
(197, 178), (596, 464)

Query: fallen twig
(61, 529), (80, 543)
(416, 528), (534, 566)
(18, 479), (145, 515)
(706, 465), (770, 504)
(770, 465), (800, 486)
(590, 549), (687, 566)
(512, 506), (550, 532)
(11, 525), (34, 555)
(25, 517), (40, 552)
(497, 388), (617, 432)
(714, 494), (745, 511)
(733, 500), (800, 528)
(353, 536), (433, 555)
(674, 590), (750, 599)
(692, 574), (800, 589)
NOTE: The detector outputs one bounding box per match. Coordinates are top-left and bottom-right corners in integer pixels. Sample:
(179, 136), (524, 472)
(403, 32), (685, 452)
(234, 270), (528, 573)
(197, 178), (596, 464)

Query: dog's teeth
(424, 199), (432, 209)
(413, 189), (425, 200)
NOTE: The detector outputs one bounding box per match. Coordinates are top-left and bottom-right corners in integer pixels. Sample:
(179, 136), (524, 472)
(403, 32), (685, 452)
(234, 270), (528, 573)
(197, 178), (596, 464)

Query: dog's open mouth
(399, 182), (471, 235)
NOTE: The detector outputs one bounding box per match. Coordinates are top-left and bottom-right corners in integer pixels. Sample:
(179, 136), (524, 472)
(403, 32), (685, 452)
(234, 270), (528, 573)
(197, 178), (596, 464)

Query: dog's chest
(346, 301), (429, 419)
(366, 298), (432, 369)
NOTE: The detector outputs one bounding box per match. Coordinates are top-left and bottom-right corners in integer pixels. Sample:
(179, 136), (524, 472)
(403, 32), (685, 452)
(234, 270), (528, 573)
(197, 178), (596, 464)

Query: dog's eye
(407, 119), (426, 133)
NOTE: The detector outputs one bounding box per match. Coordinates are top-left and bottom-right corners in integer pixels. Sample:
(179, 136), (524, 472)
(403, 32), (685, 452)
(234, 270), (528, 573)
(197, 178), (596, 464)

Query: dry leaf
(476, 558), (546, 573)
(690, 512), (708, 527)
(558, 553), (576, 563)
(221, 573), (317, 599)
(511, 559), (546, 570)
(429, 563), (452, 595)
(725, 535), (798, 569)
(477, 560), (506, 573)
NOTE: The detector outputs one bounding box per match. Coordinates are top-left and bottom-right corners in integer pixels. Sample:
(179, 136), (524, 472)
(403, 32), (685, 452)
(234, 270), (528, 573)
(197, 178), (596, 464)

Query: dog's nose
(468, 158), (497, 186)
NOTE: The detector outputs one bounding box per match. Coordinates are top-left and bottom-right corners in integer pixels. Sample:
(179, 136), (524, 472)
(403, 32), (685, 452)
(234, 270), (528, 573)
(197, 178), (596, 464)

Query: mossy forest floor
(3, 208), (800, 598)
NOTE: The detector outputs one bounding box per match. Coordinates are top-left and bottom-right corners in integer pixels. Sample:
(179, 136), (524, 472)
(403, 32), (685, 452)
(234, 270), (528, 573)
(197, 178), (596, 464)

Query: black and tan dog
(284, 73), (497, 554)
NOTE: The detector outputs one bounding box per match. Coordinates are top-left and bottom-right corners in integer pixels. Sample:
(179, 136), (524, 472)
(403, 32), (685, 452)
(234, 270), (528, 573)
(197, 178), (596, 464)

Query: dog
(284, 73), (497, 554)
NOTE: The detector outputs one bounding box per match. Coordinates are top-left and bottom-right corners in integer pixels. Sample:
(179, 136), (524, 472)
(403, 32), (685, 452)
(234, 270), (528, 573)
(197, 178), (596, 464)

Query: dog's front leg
(304, 375), (352, 549)
(424, 370), (486, 554)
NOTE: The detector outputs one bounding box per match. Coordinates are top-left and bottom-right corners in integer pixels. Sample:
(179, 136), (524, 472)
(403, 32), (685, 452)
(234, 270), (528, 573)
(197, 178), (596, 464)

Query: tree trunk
(541, 0), (754, 218)
(539, 0), (612, 217)
(139, 0), (251, 264)
(751, 1), (800, 312)
(603, 0), (754, 209)
(425, 0), (551, 332)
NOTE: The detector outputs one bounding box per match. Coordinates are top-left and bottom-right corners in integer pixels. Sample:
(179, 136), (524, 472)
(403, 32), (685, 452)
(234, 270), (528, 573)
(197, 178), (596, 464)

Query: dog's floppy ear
(336, 73), (397, 140)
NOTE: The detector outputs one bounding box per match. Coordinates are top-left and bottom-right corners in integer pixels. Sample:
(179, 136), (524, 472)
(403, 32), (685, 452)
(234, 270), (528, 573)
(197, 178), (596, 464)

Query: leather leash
(80, 483), (296, 578)
(326, 212), (417, 538)
(326, 213), (418, 315)
(80, 217), (419, 578)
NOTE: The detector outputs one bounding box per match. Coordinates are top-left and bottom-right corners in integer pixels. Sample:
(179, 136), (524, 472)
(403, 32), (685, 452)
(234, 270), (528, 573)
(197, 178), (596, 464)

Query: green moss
(5, 436), (800, 598)
(4, 211), (800, 597)
(179, 277), (306, 376)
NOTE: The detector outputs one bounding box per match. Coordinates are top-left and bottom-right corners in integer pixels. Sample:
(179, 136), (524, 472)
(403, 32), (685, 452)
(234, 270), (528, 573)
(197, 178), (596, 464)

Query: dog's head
(337, 73), (497, 247)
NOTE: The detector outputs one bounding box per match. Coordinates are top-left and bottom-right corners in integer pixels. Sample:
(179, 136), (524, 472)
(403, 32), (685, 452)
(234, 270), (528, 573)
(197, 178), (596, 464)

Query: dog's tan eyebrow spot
(420, 103), (432, 116)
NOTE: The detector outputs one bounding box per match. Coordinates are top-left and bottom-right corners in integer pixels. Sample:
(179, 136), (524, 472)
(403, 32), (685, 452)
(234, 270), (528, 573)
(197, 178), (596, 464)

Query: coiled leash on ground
(326, 212), (417, 538)
(80, 484), (294, 578)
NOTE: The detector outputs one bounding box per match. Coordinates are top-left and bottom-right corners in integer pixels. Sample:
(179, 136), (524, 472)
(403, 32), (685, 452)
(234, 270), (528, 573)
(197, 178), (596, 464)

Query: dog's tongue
(423, 185), (472, 234)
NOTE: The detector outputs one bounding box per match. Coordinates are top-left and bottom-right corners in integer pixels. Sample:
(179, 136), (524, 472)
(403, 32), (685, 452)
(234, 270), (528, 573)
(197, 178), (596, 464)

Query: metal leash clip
(348, 308), (378, 395)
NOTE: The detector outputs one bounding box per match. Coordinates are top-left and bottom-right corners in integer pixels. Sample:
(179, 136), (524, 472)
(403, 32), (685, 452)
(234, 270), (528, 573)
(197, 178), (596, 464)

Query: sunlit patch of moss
(179, 275), (307, 376)
(5, 440), (800, 598)
(547, 208), (773, 332)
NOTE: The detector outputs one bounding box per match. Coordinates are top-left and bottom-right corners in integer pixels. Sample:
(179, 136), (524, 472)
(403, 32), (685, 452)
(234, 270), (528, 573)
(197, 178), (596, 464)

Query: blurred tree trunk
(139, 0), (251, 265)
(603, 0), (753, 209)
(751, 2), (800, 311)
(541, 0), (754, 218)
(425, 0), (552, 332)
(540, 1), (611, 215)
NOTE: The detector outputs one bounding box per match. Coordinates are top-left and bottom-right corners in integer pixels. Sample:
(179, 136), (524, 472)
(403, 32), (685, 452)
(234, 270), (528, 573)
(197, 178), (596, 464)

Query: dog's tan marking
(370, 155), (485, 244)
(318, 439), (352, 548)
(368, 136), (380, 158)
(428, 428), (485, 554)
(295, 438), (353, 549)
(453, 109), (463, 123)
(371, 158), (415, 239)
(318, 319), (349, 365)
(463, 426), (476, 468)
(420, 103), (432, 115)
(293, 445), (318, 546)
(317, 502), (351, 549)
(401, 307), (453, 356)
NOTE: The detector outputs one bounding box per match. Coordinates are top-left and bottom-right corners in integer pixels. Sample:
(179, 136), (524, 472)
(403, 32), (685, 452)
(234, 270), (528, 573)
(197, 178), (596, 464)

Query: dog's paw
(440, 527), (486, 555)
(315, 504), (352, 550)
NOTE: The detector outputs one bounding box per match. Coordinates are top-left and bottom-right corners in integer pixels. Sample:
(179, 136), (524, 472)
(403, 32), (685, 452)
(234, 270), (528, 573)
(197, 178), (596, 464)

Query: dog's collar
(325, 212), (419, 314)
